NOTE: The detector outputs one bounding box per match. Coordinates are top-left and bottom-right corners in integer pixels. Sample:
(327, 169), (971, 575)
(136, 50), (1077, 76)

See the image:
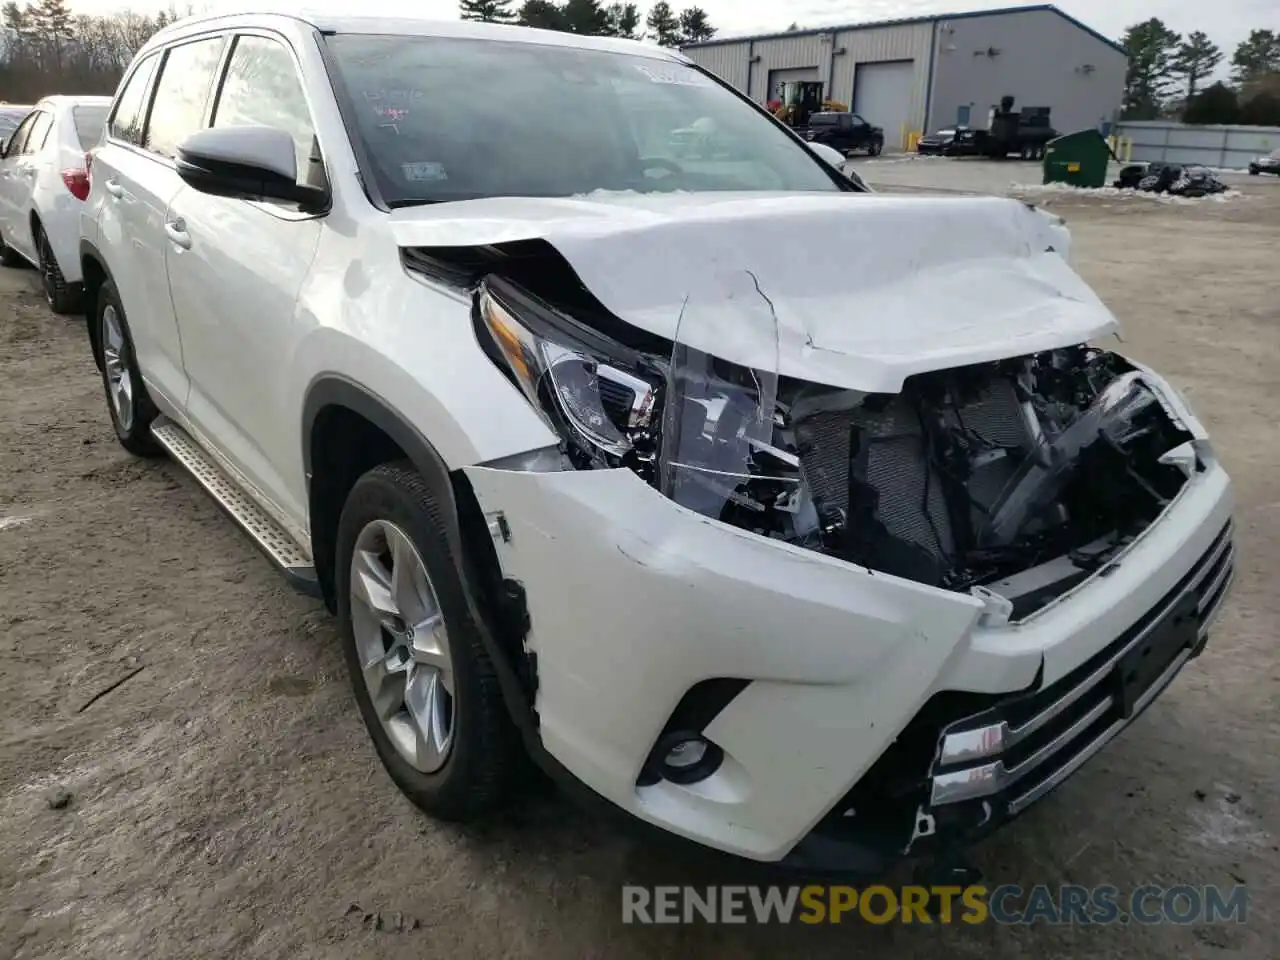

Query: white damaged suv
(81, 14), (1234, 875)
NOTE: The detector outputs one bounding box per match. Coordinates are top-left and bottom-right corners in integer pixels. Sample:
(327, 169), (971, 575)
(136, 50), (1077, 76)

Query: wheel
(35, 224), (79, 315)
(336, 462), (526, 821)
(1248, 166), (1259, 175)
(96, 279), (162, 456)
(868, 140), (882, 156)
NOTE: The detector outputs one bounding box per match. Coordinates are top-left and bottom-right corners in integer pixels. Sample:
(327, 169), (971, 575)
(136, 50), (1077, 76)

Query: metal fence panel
(1114, 121), (1280, 169)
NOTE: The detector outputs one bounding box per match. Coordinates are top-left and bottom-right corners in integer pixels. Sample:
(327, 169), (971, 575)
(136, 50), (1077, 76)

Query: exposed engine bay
(460, 264), (1194, 621)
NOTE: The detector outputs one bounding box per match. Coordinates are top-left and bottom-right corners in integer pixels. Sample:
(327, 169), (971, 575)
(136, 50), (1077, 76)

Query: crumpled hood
(390, 191), (1118, 393)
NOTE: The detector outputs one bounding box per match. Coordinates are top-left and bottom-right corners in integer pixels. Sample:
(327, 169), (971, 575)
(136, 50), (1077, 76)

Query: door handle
(104, 178), (123, 197)
(164, 218), (191, 250)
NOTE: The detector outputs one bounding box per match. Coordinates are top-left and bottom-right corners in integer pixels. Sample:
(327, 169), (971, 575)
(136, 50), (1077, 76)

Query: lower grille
(930, 519), (1234, 815)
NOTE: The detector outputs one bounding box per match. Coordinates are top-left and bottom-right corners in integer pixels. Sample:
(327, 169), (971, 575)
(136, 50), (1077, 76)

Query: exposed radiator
(794, 379), (1032, 562)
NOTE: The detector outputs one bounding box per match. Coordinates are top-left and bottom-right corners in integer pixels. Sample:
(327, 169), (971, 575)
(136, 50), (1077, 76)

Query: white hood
(390, 192), (1118, 393)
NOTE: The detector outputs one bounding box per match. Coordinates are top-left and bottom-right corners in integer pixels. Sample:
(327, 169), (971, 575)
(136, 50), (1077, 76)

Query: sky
(66, 0), (1276, 78)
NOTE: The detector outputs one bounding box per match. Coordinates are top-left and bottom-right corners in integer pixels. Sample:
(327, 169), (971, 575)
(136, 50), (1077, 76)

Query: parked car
(915, 127), (980, 156)
(0, 95), (110, 312)
(82, 14), (1235, 879)
(1247, 148), (1280, 175)
(802, 111), (884, 156)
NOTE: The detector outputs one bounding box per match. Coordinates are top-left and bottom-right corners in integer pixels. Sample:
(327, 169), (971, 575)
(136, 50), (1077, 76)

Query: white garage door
(853, 60), (915, 149)
(767, 66), (819, 102)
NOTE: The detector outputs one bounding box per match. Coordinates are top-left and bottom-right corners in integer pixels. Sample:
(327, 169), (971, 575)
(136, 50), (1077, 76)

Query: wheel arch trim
(301, 374), (548, 753)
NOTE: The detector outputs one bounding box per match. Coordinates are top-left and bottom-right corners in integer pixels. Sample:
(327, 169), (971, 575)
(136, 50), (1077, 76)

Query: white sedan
(0, 95), (110, 313)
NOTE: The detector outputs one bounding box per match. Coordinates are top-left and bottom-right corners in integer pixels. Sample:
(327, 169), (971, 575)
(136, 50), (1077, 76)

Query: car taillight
(61, 167), (90, 202)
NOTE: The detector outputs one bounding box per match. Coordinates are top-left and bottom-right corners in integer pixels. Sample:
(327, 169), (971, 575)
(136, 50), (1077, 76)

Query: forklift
(771, 81), (847, 128)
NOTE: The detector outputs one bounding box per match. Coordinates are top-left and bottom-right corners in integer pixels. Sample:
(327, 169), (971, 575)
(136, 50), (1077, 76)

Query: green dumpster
(1042, 129), (1114, 188)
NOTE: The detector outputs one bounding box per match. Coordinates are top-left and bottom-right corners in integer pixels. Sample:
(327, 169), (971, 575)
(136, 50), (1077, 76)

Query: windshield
(73, 105), (109, 150)
(326, 35), (841, 205)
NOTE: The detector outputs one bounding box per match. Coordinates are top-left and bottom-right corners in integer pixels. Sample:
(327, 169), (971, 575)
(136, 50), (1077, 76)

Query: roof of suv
(146, 12), (686, 63)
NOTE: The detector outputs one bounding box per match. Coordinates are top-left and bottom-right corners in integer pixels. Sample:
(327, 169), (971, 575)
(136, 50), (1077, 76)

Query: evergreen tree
(459, 0), (516, 23)
(677, 6), (713, 44)
(1172, 31), (1222, 100)
(644, 1), (679, 46)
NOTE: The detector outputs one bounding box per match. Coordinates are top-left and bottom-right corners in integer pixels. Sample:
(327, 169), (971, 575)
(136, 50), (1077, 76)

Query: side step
(150, 418), (322, 598)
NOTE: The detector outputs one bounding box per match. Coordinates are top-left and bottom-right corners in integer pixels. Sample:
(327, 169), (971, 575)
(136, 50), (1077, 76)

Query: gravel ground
(1, 166), (1278, 958)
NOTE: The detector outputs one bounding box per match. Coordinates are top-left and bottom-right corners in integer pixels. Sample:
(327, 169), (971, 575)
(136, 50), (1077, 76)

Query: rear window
(73, 104), (109, 150)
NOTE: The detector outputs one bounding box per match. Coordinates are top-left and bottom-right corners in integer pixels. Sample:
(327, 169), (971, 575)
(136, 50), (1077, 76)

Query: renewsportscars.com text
(622, 884), (1249, 925)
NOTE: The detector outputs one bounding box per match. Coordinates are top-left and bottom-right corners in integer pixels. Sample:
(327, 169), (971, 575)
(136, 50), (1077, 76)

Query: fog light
(654, 731), (723, 785)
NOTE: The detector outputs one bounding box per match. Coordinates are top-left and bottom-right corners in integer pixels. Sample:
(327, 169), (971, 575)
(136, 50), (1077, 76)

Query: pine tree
(677, 6), (713, 44)
(1230, 29), (1280, 85)
(31, 0), (75, 71)
(561, 0), (609, 35)
(517, 0), (564, 31)
(645, 1), (679, 46)
(1120, 18), (1181, 120)
(1173, 31), (1222, 100)
(459, 0), (516, 23)
(604, 2), (638, 39)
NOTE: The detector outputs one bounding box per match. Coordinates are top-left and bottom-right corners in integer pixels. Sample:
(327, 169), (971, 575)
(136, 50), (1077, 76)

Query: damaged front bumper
(463, 451), (1233, 872)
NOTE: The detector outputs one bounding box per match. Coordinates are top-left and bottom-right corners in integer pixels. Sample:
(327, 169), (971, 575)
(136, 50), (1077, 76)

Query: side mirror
(176, 125), (325, 207)
(805, 140), (846, 169)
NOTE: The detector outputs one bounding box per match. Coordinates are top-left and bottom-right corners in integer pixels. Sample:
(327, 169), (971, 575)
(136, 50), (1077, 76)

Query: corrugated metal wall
(683, 23), (933, 132)
(1115, 121), (1280, 169)
(685, 42), (749, 93)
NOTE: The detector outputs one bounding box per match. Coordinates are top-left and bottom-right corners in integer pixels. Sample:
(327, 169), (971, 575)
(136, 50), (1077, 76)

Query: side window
(4, 112), (37, 156)
(22, 112), (53, 154)
(212, 35), (318, 185)
(145, 36), (226, 159)
(109, 53), (160, 145)
(839, 114), (852, 129)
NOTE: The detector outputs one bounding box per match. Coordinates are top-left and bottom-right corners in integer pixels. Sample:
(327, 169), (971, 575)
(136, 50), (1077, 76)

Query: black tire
(1248, 167), (1259, 175)
(868, 139), (882, 156)
(0, 232), (23, 267)
(35, 224), (79, 315)
(95, 278), (163, 457)
(336, 462), (526, 821)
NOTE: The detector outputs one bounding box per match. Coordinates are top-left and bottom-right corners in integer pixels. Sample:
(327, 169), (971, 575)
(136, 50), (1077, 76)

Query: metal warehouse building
(682, 4), (1127, 149)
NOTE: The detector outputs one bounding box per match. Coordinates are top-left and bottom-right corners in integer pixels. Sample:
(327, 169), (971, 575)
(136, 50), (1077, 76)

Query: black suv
(803, 112), (884, 156)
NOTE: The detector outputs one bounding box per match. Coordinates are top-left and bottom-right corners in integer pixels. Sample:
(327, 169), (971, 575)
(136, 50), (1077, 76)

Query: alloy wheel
(349, 519), (456, 773)
(101, 304), (134, 431)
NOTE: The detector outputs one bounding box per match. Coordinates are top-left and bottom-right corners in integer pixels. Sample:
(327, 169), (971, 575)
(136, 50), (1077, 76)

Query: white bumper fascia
(463, 456), (1232, 862)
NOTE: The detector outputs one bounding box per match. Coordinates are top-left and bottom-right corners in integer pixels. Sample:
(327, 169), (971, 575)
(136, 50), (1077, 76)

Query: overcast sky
(69, 0), (1275, 75)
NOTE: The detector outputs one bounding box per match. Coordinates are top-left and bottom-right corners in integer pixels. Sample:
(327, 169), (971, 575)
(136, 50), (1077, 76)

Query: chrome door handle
(164, 219), (191, 249)
(104, 178), (123, 197)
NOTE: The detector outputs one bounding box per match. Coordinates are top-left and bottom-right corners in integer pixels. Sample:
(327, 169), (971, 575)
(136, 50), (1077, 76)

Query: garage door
(853, 60), (915, 150)
(767, 66), (819, 102)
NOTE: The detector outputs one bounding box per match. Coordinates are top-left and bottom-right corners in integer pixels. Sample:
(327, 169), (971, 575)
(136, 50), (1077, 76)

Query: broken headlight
(477, 272), (819, 542)
(477, 277), (661, 473)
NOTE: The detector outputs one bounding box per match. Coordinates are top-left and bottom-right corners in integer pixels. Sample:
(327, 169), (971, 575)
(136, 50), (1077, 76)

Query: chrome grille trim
(930, 520), (1234, 810)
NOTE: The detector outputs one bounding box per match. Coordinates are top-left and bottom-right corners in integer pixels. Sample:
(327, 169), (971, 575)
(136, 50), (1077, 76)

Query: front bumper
(464, 458), (1234, 868)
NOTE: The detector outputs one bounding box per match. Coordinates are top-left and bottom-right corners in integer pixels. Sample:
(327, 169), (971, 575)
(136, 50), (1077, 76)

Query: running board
(150, 418), (322, 599)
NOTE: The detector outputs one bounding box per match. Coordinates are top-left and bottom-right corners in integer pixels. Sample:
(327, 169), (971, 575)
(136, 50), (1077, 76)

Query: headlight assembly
(475, 273), (816, 540)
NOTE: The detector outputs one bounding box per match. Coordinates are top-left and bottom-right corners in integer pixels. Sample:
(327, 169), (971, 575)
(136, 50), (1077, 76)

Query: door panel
(0, 112), (38, 248)
(165, 32), (326, 528)
(165, 189), (321, 523)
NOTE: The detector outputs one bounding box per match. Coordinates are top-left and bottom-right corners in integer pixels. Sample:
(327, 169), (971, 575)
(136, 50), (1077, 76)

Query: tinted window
(21, 112), (52, 154)
(109, 53), (160, 144)
(212, 35), (317, 184)
(73, 104), (110, 150)
(4, 112), (37, 155)
(145, 36), (226, 158)
(326, 35), (840, 205)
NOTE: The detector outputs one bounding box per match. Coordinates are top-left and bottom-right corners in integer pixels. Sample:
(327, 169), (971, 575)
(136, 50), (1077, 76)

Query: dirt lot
(2, 167), (1278, 959)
